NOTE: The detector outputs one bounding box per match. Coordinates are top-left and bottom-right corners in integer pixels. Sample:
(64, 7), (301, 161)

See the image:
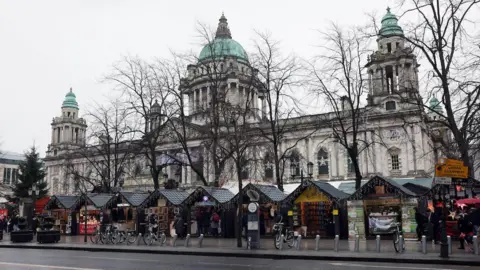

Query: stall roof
(119, 192), (150, 207)
(391, 178), (433, 189)
(347, 176), (417, 201)
(403, 183), (430, 195)
(140, 189), (190, 208)
(85, 193), (116, 209)
(231, 183), (285, 204)
(183, 186), (234, 206)
(330, 180), (368, 195)
(284, 180), (348, 205)
(44, 195), (81, 210)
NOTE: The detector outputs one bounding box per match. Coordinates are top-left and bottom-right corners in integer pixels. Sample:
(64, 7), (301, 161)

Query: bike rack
(137, 233), (142, 246)
(354, 234), (360, 252)
(198, 234), (204, 248)
(185, 234), (190, 247)
(172, 234), (178, 247)
(421, 235), (427, 254)
(376, 235), (381, 253)
(334, 235), (339, 252)
(447, 236), (452, 255)
(315, 235), (320, 251)
(296, 235), (302, 250)
(279, 234), (284, 250)
(399, 236), (405, 253)
(247, 237), (251, 250)
(473, 236), (479, 255)
(160, 232), (166, 246)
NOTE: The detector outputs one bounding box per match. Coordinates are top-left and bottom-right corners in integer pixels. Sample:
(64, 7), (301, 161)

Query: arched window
(290, 150), (300, 176)
(240, 157), (249, 180)
(317, 148), (329, 175)
(385, 101), (396, 111)
(53, 178), (59, 194)
(264, 153), (274, 179)
(347, 156), (355, 174)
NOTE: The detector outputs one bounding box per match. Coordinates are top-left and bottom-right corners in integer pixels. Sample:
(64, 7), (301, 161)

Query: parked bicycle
(272, 222), (295, 249)
(392, 222), (405, 252)
(143, 223), (166, 246)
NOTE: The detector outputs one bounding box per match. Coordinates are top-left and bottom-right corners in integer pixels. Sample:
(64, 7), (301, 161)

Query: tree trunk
(273, 143), (283, 191)
(236, 162), (244, 248)
(152, 168), (160, 190)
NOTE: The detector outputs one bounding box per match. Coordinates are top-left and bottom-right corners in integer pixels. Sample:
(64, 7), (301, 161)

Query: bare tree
(64, 99), (139, 193)
(398, 0), (480, 175)
(309, 24), (370, 189)
(251, 31), (316, 191)
(105, 56), (176, 189)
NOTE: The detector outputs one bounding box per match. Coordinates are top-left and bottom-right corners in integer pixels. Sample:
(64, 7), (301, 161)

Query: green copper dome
(198, 14), (248, 63)
(429, 96), (443, 113)
(379, 7), (404, 38)
(62, 88), (79, 109)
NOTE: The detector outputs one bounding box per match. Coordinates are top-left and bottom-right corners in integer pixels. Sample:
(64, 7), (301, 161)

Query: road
(0, 248), (475, 270)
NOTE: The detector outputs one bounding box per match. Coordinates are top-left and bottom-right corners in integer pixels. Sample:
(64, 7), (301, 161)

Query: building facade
(44, 9), (441, 195)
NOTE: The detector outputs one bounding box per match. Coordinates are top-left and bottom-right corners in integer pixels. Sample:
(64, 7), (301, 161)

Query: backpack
(213, 213), (220, 222)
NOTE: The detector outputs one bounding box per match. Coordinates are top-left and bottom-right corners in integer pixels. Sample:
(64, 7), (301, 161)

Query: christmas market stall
(230, 183), (286, 236)
(182, 186), (235, 237)
(283, 180), (348, 238)
(138, 188), (189, 236)
(109, 192), (150, 233)
(43, 195), (82, 235)
(79, 193), (117, 235)
(346, 176), (418, 240)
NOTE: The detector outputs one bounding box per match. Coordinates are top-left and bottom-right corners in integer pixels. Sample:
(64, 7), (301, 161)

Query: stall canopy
(83, 193), (116, 210)
(140, 189), (189, 208)
(284, 180), (349, 205)
(183, 186), (234, 208)
(44, 195), (81, 210)
(231, 183), (285, 204)
(117, 192), (150, 207)
(347, 176), (417, 201)
(35, 196), (50, 213)
(330, 180), (368, 195)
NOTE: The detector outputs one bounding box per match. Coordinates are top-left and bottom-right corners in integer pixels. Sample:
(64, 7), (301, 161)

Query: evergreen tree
(13, 146), (48, 199)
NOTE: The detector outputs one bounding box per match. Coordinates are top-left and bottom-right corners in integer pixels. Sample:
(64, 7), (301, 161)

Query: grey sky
(0, 0), (425, 155)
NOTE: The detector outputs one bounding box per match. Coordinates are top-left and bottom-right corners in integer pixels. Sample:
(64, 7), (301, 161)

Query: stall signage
(332, 209), (339, 216)
(433, 177), (452, 185)
(435, 163), (468, 179)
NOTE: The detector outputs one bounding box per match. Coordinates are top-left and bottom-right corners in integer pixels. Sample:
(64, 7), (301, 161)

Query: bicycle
(143, 224), (166, 246)
(272, 222), (295, 249)
(392, 222), (405, 252)
(126, 229), (139, 245)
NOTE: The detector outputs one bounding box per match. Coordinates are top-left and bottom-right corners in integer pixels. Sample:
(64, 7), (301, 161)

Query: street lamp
(28, 183), (37, 231)
(291, 162), (315, 186)
(307, 162), (314, 177)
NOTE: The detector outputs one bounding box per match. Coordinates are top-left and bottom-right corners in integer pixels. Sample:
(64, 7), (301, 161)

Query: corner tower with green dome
(46, 88), (87, 158)
(181, 13), (263, 125)
(365, 7), (420, 110)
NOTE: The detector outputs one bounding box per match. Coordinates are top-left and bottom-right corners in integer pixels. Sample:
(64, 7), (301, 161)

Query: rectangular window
(11, 169), (17, 184)
(5, 168), (11, 185)
(387, 43), (392, 53)
(391, 155), (400, 170)
(2, 169), (6, 184)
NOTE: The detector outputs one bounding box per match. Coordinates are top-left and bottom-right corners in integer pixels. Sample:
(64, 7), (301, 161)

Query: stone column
(193, 90), (197, 113)
(370, 130), (377, 173)
(382, 67), (386, 93)
(368, 71), (372, 95)
(51, 128), (55, 144)
(392, 65), (397, 93)
(207, 87), (211, 106)
(261, 97), (267, 119)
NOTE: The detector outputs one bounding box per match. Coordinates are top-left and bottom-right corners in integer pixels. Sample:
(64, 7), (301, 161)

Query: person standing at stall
(414, 207), (426, 241)
(210, 211), (220, 237)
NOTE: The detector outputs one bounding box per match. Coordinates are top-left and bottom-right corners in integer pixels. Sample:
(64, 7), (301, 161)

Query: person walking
(210, 211), (220, 237)
(414, 207), (426, 241)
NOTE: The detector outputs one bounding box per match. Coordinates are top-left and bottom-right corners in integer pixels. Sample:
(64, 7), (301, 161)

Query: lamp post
(438, 185), (449, 258)
(28, 183), (37, 231)
(290, 162), (314, 185)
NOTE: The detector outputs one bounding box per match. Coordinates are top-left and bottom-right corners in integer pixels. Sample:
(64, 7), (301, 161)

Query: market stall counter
(346, 176), (418, 240)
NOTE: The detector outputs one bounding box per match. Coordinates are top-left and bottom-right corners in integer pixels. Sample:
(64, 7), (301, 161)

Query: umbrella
(455, 198), (480, 205)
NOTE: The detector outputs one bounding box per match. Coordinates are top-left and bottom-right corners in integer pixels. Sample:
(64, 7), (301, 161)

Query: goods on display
(347, 200), (365, 239)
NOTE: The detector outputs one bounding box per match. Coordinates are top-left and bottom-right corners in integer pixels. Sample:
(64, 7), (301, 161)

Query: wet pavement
(0, 248), (474, 270)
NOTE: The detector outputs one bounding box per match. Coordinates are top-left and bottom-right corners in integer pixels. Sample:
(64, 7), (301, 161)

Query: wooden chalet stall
(182, 186), (235, 237)
(346, 176), (418, 240)
(43, 195), (82, 235)
(230, 183), (286, 236)
(109, 192), (150, 233)
(80, 193), (117, 235)
(283, 180), (348, 238)
(139, 189), (189, 236)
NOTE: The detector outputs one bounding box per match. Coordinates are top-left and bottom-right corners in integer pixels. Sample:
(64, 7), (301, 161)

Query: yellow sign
(438, 158), (464, 166)
(333, 209), (339, 216)
(287, 210), (293, 216)
(295, 186), (329, 203)
(436, 164), (468, 178)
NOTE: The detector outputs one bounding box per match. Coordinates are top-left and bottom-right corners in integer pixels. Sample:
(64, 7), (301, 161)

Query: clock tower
(365, 8), (420, 111)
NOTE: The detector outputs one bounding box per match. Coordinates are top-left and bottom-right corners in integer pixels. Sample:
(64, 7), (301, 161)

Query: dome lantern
(62, 88), (79, 109)
(379, 7), (404, 38)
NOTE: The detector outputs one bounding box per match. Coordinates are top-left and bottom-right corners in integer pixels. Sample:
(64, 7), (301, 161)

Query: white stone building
(44, 10), (442, 195)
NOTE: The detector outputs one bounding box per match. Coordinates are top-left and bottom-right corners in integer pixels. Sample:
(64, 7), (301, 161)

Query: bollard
(172, 234), (178, 247)
(421, 235), (427, 254)
(334, 235), (339, 252)
(279, 234), (284, 250)
(137, 233), (142, 245)
(376, 235), (381, 253)
(160, 232), (166, 246)
(354, 234), (360, 252)
(447, 236), (452, 255)
(247, 237), (251, 250)
(399, 236), (405, 253)
(296, 235), (302, 250)
(473, 236), (479, 255)
(198, 234), (204, 248)
(185, 234), (190, 247)
(315, 235), (320, 251)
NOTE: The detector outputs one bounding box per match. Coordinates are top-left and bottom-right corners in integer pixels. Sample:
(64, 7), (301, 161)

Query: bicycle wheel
(393, 231), (400, 252)
(286, 233), (295, 248)
(160, 233), (167, 245)
(126, 232), (137, 245)
(143, 232), (154, 246)
(274, 233), (282, 249)
(90, 230), (99, 244)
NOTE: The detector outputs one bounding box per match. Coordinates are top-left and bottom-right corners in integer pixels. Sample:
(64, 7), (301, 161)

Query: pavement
(0, 248), (475, 270)
(0, 235), (479, 266)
